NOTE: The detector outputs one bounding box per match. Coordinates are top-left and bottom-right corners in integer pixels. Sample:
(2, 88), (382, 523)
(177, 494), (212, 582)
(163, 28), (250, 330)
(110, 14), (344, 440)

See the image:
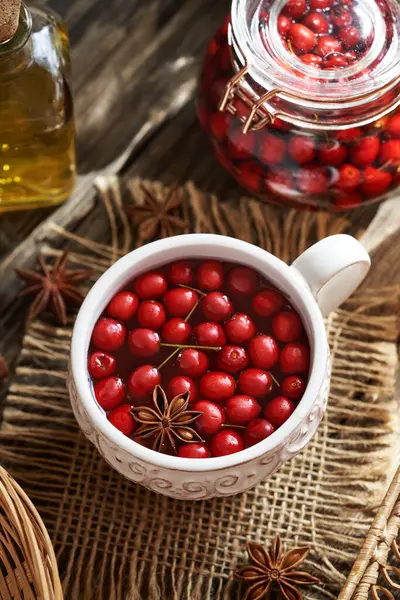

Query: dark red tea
(88, 260), (311, 458)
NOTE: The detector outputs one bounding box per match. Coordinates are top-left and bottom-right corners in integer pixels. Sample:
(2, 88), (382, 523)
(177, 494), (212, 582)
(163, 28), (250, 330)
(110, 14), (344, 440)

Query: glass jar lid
(229, 0), (400, 128)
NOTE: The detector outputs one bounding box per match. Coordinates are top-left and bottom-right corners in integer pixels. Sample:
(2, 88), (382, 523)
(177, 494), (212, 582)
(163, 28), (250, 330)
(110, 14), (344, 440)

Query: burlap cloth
(0, 178), (398, 600)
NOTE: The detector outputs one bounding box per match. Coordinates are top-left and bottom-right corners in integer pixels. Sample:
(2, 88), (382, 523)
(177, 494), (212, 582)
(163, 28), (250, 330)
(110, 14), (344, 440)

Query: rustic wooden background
(0, 0), (399, 406)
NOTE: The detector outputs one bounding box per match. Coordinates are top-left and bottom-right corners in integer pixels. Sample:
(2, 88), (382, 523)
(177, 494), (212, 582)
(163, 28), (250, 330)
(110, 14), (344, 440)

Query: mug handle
(291, 234), (371, 318)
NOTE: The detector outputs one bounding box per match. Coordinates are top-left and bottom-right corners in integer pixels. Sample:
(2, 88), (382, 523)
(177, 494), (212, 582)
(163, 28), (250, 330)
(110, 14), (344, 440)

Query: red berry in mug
(297, 166), (329, 194)
(335, 164), (362, 191)
(339, 25), (361, 49)
(360, 167), (392, 197)
(162, 318), (192, 344)
(164, 288), (198, 317)
(128, 365), (160, 398)
(200, 371), (236, 402)
(224, 313), (256, 344)
(201, 292), (233, 322)
(264, 396), (295, 426)
(283, 0), (307, 18)
(288, 135), (316, 165)
(167, 261), (193, 286)
(249, 335), (280, 370)
(225, 395), (261, 425)
(107, 404), (137, 436)
(217, 345), (249, 374)
(289, 24), (316, 52)
(178, 444), (211, 459)
(303, 11), (329, 34)
(281, 375), (306, 400)
(238, 368), (273, 398)
(227, 266), (258, 296)
(316, 36), (342, 57)
(280, 343), (310, 374)
(95, 377), (126, 411)
(178, 349), (209, 378)
(278, 14), (291, 37)
(349, 137), (380, 167)
(137, 300), (166, 329)
(259, 133), (286, 166)
(379, 140), (400, 165)
(168, 376), (197, 403)
(310, 0), (334, 8)
(210, 429), (244, 456)
(92, 318), (126, 352)
(244, 419), (275, 447)
(193, 321), (226, 346)
(129, 328), (160, 357)
(272, 311), (303, 342)
(197, 260), (224, 290)
(318, 141), (347, 167)
(88, 351), (116, 380)
(387, 114), (400, 137)
(331, 7), (352, 27)
(107, 291), (139, 321)
(193, 400), (226, 436)
(134, 272), (167, 299)
(301, 54), (323, 66)
(252, 290), (283, 317)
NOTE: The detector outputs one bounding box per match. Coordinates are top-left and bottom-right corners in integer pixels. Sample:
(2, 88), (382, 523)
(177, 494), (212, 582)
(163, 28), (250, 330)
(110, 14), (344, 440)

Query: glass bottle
(0, 2), (75, 212)
(197, 0), (400, 211)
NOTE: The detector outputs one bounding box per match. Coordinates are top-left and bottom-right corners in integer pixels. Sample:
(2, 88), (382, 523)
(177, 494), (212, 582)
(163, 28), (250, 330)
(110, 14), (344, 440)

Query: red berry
(167, 261), (193, 286)
(107, 291), (139, 321)
(360, 167), (392, 197)
(239, 165), (263, 192)
(310, 0), (334, 8)
(303, 11), (329, 34)
(252, 290), (283, 317)
(197, 260), (224, 291)
(297, 166), (329, 194)
(128, 365), (160, 398)
(335, 164), (362, 191)
(193, 400), (226, 436)
(387, 114), (400, 137)
(162, 318), (192, 344)
(336, 127), (362, 143)
(283, 0), (307, 18)
(92, 318), (126, 352)
(178, 349), (209, 378)
(334, 191), (363, 209)
(316, 36), (343, 57)
(164, 288), (198, 318)
(225, 395), (261, 425)
(209, 112), (230, 142)
(339, 26), (361, 49)
(331, 7), (352, 27)
(137, 300), (166, 329)
(318, 140), (347, 166)
(265, 167), (295, 197)
(88, 351), (116, 380)
(107, 404), (137, 436)
(280, 375), (306, 400)
(224, 313), (256, 345)
(227, 266), (258, 296)
(201, 292), (233, 322)
(238, 368), (273, 398)
(301, 53), (323, 66)
(289, 23), (316, 52)
(210, 429), (244, 456)
(248, 335), (279, 370)
(343, 50), (357, 62)
(278, 14), (291, 37)
(244, 419), (275, 447)
(288, 135), (316, 164)
(200, 371), (236, 402)
(272, 311), (303, 342)
(134, 272), (167, 300)
(128, 328), (160, 357)
(217, 345), (249, 374)
(228, 129), (257, 160)
(95, 377), (126, 411)
(178, 444), (211, 459)
(379, 140), (400, 165)
(324, 53), (349, 68)
(168, 376), (197, 403)
(193, 321), (226, 347)
(259, 133), (286, 166)
(280, 343), (310, 374)
(264, 396), (295, 426)
(349, 137), (380, 167)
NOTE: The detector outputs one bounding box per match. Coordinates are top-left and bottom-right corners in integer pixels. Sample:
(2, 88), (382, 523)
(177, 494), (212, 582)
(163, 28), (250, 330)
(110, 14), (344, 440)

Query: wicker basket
(0, 465), (62, 600)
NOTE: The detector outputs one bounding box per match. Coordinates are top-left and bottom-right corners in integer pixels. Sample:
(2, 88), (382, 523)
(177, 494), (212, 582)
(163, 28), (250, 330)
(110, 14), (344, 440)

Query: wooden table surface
(0, 0), (399, 396)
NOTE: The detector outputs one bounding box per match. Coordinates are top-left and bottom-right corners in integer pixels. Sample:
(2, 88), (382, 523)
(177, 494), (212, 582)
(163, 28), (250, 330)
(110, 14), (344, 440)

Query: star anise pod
(126, 183), (187, 242)
(16, 250), (92, 326)
(235, 535), (320, 600)
(132, 385), (204, 454)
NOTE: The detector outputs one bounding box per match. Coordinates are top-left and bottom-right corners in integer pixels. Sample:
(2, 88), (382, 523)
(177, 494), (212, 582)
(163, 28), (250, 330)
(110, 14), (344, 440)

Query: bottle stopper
(0, 0), (21, 43)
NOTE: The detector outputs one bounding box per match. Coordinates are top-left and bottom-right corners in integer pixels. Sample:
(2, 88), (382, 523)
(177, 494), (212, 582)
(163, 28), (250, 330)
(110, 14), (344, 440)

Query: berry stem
(157, 347), (181, 370)
(270, 372), (280, 387)
(178, 284), (206, 297)
(222, 424), (246, 430)
(160, 343), (221, 351)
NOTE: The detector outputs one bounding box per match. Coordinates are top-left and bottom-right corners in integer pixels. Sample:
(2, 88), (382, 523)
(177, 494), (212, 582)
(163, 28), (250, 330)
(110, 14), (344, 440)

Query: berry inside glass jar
(197, 0), (400, 210)
(88, 260), (311, 458)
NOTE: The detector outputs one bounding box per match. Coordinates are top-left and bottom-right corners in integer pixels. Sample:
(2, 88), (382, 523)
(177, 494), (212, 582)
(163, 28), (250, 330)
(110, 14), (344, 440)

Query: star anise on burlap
(132, 385), (204, 454)
(235, 535), (320, 600)
(16, 250), (92, 326)
(126, 183), (187, 242)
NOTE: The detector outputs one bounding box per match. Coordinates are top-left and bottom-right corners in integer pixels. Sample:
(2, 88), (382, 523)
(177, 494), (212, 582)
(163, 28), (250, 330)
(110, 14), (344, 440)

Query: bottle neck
(0, 4), (32, 75)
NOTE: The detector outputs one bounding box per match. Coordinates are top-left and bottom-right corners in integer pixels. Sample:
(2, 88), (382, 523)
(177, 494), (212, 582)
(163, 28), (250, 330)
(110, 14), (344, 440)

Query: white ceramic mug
(68, 234), (370, 500)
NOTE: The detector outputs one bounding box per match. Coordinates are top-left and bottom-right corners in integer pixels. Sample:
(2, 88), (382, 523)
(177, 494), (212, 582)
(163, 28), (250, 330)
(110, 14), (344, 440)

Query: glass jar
(197, 0), (400, 210)
(0, 4), (75, 212)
